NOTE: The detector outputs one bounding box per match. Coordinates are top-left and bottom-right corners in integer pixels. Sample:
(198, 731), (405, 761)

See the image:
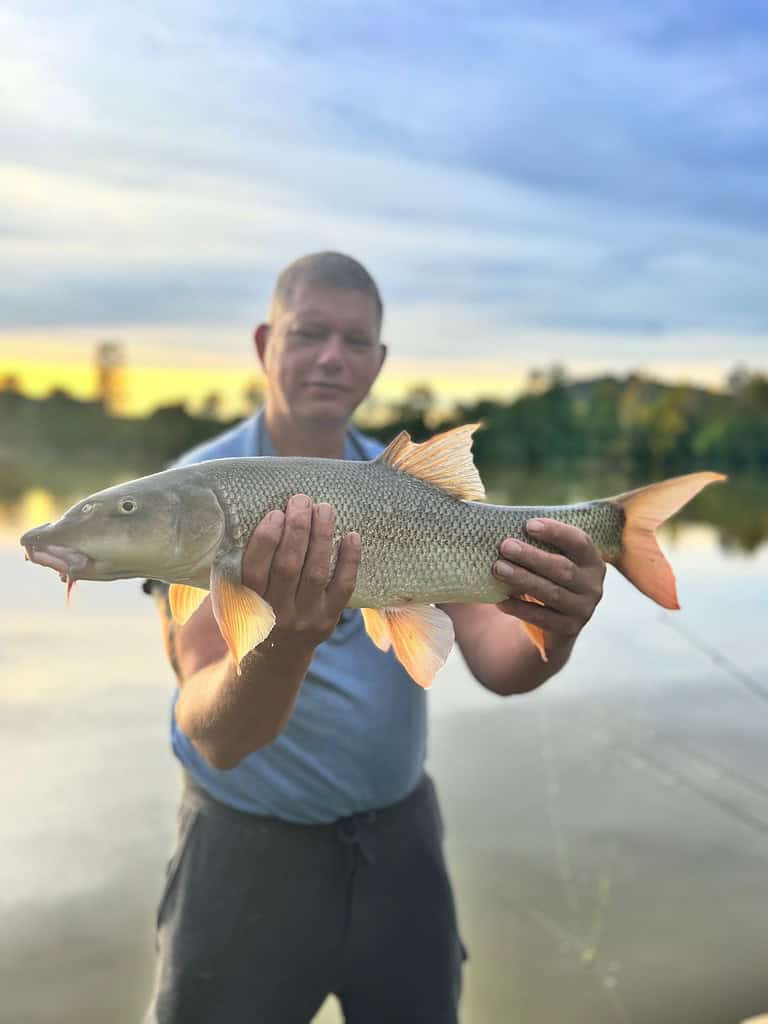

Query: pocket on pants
(156, 806), (199, 930)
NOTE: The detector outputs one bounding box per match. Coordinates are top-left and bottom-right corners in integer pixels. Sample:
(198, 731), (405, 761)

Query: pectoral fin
(210, 556), (276, 671)
(361, 608), (393, 652)
(361, 605), (454, 689)
(169, 583), (209, 624)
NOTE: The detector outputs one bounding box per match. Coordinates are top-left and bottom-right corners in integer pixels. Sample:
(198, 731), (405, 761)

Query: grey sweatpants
(143, 775), (466, 1024)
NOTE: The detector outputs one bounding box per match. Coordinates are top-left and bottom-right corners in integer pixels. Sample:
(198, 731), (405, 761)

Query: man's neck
(263, 406), (348, 459)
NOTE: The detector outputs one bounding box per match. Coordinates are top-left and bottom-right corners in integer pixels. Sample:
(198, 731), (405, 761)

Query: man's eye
(293, 327), (326, 343)
(346, 336), (372, 348)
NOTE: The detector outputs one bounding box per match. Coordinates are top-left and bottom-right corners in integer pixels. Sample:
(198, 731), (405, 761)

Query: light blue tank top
(169, 413), (428, 823)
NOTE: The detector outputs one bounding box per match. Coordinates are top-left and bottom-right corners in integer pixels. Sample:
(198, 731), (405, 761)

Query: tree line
(1, 368), (766, 551)
(366, 367), (768, 475)
(1, 367), (766, 476)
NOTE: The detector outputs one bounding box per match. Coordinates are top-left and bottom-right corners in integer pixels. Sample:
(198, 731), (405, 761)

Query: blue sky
(2, 0), (767, 387)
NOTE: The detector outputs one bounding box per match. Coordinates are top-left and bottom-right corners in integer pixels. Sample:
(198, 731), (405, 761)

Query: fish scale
(199, 457), (625, 608)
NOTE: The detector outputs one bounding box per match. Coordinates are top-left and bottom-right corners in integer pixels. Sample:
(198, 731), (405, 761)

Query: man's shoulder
(171, 417), (257, 468)
(171, 415), (384, 469)
(348, 425), (385, 460)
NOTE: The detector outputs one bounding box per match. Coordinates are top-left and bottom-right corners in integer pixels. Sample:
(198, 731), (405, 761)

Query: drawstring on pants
(336, 812), (376, 867)
(336, 812), (377, 941)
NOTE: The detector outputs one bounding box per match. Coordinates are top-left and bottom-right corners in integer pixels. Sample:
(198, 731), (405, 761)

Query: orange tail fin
(610, 472), (726, 609)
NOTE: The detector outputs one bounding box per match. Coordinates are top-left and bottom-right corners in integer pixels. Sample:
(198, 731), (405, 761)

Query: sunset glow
(0, 352), (733, 422)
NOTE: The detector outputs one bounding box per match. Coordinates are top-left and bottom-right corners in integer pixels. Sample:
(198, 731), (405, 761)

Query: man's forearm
(168, 498), (360, 768)
(478, 629), (575, 695)
(446, 602), (575, 696)
(174, 629), (315, 770)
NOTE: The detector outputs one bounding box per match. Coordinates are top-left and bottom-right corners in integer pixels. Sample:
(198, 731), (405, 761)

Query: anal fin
(361, 604), (454, 688)
(520, 594), (548, 663)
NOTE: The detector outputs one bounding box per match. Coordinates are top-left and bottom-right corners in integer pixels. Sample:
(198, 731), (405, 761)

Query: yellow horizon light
(0, 354), (732, 420)
(0, 357), (533, 417)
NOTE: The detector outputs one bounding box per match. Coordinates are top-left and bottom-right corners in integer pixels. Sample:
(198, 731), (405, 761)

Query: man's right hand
(169, 495), (360, 769)
(242, 494), (362, 651)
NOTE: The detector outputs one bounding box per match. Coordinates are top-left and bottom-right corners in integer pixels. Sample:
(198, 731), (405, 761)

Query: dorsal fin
(376, 423), (485, 501)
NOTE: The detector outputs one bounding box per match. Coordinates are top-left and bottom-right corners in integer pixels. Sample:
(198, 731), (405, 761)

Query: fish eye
(119, 498), (137, 514)
(80, 503), (94, 515)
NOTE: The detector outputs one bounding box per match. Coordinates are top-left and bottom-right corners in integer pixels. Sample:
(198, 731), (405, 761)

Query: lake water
(2, 468), (767, 1024)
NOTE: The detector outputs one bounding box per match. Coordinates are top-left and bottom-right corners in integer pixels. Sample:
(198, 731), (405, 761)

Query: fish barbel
(20, 424), (725, 687)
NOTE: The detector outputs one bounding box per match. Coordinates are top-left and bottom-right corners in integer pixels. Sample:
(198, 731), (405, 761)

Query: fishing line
(537, 705), (633, 1021)
(538, 705), (581, 920)
(657, 612), (768, 704)
(609, 702), (768, 803)
(613, 733), (768, 836)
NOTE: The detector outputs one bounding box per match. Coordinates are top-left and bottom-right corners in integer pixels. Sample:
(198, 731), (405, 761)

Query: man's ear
(376, 342), (388, 375)
(254, 323), (271, 369)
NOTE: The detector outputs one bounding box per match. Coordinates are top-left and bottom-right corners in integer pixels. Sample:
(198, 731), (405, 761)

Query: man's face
(259, 282), (385, 425)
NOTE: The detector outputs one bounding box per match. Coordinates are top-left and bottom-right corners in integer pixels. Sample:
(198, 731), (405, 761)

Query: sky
(2, 0), (767, 412)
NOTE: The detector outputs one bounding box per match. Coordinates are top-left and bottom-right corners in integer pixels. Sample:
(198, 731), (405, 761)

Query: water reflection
(4, 457), (768, 1024)
(0, 457), (152, 535)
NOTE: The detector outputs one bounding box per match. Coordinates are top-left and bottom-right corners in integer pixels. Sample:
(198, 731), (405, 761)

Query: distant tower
(243, 376), (265, 413)
(95, 340), (125, 414)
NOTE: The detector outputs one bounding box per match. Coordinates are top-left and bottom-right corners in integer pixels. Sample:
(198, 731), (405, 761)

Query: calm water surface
(2, 468), (767, 1024)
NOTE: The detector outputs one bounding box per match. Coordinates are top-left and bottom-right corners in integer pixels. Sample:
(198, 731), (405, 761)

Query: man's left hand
(492, 518), (606, 652)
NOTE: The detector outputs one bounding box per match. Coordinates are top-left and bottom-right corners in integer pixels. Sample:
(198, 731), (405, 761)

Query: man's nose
(316, 333), (345, 369)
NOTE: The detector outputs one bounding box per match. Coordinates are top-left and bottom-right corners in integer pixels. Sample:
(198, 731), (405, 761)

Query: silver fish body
(20, 424), (724, 686)
(192, 455), (625, 606)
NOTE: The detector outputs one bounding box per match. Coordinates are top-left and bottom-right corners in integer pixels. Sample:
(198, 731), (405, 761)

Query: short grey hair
(268, 252), (383, 326)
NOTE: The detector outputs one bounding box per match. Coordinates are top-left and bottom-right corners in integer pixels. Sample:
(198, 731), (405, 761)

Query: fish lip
(23, 543), (91, 578)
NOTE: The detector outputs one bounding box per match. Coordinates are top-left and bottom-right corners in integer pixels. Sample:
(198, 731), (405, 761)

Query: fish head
(20, 469), (226, 585)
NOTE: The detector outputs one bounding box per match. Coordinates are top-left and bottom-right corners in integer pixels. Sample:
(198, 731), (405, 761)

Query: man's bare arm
(159, 495), (360, 771)
(446, 518), (606, 696)
(445, 602), (576, 695)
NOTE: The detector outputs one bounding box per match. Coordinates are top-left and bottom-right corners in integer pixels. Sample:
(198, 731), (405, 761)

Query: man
(144, 252), (605, 1023)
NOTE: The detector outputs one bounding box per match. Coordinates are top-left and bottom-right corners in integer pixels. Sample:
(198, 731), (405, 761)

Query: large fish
(20, 425), (725, 688)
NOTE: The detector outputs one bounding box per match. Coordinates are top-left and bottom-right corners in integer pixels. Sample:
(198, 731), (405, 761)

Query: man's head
(255, 252), (386, 428)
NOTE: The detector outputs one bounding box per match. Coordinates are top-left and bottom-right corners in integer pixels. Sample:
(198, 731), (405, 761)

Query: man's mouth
(304, 381), (347, 391)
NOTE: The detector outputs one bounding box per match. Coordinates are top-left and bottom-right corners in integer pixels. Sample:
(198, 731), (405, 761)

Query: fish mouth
(23, 542), (92, 585)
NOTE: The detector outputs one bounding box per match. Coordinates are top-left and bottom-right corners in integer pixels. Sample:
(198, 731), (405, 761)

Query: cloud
(0, 0), (766, 369)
